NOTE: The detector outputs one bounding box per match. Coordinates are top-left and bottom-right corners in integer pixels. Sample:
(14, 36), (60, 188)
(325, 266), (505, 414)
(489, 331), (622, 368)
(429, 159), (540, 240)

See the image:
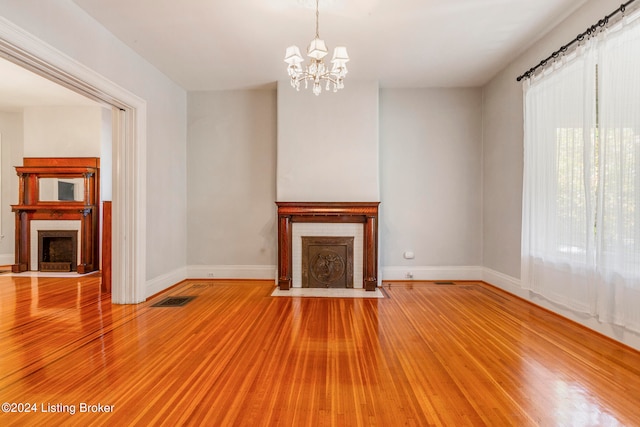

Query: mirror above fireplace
(38, 177), (85, 202)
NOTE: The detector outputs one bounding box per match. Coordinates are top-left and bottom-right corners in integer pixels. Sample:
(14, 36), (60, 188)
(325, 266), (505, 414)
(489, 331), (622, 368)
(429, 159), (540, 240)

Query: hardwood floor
(1, 276), (639, 426)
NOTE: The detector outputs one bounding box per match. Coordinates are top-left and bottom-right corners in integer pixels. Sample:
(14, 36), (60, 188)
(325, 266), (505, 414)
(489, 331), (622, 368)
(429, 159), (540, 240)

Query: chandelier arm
(291, 72), (340, 85)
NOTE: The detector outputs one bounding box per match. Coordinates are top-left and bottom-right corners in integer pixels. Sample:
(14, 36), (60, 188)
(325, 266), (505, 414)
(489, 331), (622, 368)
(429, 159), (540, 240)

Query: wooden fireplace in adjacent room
(276, 202), (379, 291)
(11, 157), (100, 274)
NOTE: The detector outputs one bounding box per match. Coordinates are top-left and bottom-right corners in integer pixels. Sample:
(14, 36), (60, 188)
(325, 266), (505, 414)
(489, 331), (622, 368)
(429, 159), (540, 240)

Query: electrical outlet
(405, 272), (413, 279)
(207, 273), (215, 278)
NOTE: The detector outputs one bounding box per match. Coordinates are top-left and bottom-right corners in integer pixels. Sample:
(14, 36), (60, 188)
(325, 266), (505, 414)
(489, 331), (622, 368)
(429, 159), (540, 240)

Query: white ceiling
(0, 58), (100, 112)
(70, 0), (590, 90)
(0, 0), (592, 108)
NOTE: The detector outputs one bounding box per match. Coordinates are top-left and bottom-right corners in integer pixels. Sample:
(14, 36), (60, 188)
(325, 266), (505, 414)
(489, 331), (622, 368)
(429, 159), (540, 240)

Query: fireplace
(11, 157), (100, 274)
(38, 230), (78, 272)
(276, 202), (379, 291)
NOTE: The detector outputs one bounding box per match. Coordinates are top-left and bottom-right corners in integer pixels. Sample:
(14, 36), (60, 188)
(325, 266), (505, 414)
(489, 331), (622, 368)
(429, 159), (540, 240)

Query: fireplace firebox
(38, 230), (78, 272)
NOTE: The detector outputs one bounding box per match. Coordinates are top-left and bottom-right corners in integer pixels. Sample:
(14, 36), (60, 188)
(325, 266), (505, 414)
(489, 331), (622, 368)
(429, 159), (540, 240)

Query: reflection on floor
(6, 271), (100, 278)
(271, 287), (384, 298)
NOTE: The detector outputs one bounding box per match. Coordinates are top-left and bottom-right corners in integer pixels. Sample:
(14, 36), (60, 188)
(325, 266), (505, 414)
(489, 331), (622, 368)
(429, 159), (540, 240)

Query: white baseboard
(481, 267), (527, 298)
(145, 266), (188, 299)
(382, 265), (483, 281)
(187, 265), (276, 280)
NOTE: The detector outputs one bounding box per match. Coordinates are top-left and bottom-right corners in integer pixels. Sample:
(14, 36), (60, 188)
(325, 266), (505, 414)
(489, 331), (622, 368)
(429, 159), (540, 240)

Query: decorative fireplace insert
(301, 236), (354, 288)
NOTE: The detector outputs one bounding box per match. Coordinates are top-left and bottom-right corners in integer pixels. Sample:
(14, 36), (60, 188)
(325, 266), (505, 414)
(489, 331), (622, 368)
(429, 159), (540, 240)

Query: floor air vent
(434, 281), (455, 285)
(151, 296), (196, 307)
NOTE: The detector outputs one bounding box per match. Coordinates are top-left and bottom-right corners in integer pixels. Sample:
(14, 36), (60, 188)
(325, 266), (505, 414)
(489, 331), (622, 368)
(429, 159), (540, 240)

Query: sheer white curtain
(521, 42), (598, 314)
(596, 13), (640, 331)
(522, 9), (640, 333)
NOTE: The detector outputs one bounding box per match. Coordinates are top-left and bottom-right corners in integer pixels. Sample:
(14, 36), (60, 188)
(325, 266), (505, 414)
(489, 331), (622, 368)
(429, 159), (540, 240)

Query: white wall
(277, 80), (380, 202)
(380, 88), (483, 280)
(0, 111), (23, 265)
(482, 0), (640, 350)
(187, 90), (277, 279)
(0, 0), (188, 294)
(186, 85), (483, 284)
(23, 106), (102, 156)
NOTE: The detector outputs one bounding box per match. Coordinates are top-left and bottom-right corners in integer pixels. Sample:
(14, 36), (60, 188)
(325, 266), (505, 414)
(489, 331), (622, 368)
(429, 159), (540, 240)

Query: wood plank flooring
(0, 276), (639, 426)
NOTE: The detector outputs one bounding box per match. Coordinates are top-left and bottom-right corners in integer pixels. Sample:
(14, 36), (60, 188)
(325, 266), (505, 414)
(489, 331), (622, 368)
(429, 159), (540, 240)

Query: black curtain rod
(516, 0), (636, 81)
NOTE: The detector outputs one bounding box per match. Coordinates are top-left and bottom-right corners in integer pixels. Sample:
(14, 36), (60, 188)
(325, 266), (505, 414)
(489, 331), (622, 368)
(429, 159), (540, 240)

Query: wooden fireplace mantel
(11, 157), (100, 274)
(276, 202), (380, 291)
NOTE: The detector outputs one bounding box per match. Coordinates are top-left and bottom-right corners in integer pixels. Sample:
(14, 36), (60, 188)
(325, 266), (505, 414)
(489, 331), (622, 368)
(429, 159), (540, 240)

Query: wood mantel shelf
(12, 204), (94, 213)
(276, 202), (380, 291)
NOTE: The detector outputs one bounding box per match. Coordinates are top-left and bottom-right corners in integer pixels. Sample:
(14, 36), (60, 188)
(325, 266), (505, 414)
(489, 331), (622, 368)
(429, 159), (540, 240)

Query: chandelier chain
(315, 0), (320, 39)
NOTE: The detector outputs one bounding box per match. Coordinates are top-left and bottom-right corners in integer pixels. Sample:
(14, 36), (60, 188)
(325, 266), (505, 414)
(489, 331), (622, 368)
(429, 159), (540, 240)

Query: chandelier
(283, 0), (349, 95)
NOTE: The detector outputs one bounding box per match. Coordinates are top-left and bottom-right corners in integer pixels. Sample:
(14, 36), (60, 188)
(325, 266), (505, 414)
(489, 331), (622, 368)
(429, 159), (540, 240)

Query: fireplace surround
(276, 202), (379, 291)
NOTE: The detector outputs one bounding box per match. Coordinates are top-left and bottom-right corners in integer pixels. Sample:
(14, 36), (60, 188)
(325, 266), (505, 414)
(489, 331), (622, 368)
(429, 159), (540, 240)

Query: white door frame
(0, 17), (147, 303)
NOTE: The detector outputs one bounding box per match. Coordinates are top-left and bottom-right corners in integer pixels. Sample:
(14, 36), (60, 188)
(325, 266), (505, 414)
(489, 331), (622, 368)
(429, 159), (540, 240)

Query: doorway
(0, 24), (146, 303)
